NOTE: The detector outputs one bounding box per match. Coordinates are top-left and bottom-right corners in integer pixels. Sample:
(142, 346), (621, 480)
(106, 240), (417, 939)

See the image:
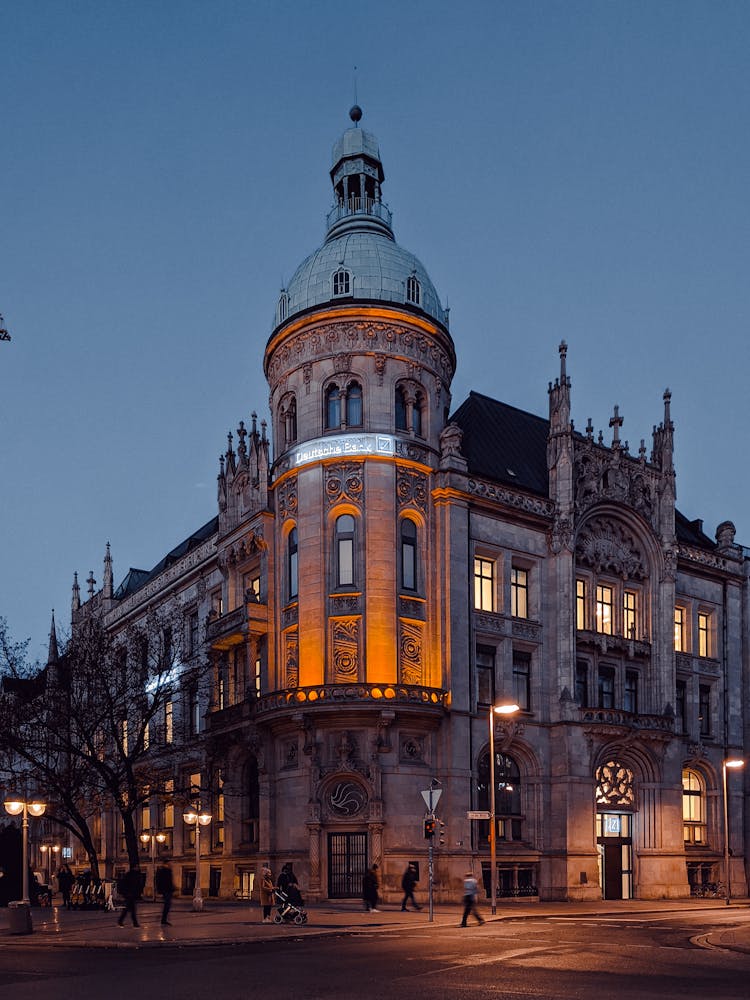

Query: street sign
(421, 788), (442, 811)
(467, 810), (491, 820)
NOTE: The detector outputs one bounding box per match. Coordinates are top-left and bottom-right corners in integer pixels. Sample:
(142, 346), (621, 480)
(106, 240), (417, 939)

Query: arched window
(412, 390), (423, 436)
(477, 751), (522, 841)
(288, 527), (298, 600)
(346, 383), (363, 427)
(335, 514), (355, 588)
(682, 768), (706, 845)
(406, 274), (421, 305)
(281, 396), (297, 446)
(395, 386), (408, 431)
(325, 384), (341, 429)
(401, 518), (418, 591)
(277, 291), (288, 323)
(332, 268), (351, 296)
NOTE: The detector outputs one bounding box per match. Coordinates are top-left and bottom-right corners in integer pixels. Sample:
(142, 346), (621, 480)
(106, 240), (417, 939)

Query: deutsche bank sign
(291, 433), (395, 469)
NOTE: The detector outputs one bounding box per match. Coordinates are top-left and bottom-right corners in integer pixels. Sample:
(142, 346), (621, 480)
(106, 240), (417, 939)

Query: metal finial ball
(349, 104), (363, 123)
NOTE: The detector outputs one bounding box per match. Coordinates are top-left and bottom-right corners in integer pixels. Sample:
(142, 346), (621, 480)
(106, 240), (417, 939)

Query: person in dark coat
(57, 865), (75, 910)
(154, 859), (175, 926)
(362, 863), (380, 912)
(116, 867), (142, 927)
(277, 863), (303, 905)
(400, 863), (422, 911)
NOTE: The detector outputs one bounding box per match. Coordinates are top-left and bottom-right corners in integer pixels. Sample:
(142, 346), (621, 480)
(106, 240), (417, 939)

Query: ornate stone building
(66, 109), (748, 903)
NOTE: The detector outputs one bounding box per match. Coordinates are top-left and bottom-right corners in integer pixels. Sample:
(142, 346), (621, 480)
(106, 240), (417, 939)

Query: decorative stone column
(307, 823), (322, 897)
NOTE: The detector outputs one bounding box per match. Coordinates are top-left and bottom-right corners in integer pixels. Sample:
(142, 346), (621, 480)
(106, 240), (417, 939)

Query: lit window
(164, 779), (174, 828)
(511, 567), (528, 619)
(254, 655), (262, 698)
(674, 607), (685, 652)
(346, 383), (362, 427)
(244, 573), (261, 603)
(282, 397), (297, 445)
(682, 769), (705, 844)
(400, 518), (417, 591)
(288, 528), (298, 600)
(211, 589), (223, 617)
(406, 274), (421, 305)
(596, 585), (613, 634)
(513, 650), (531, 711)
(698, 613), (709, 657)
(218, 674), (225, 712)
(332, 268), (351, 296)
(623, 591), (637, 639)
(122, 719), (129, 756)
(325, 384), (341, 429)
(576, 580), (587, 630)
(335, 514), (355, 588)
(474, 557), (495, 612)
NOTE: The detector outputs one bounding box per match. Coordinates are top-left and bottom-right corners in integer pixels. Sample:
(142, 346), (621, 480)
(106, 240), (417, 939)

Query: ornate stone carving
(468, 480), (555, 518)
(399, 620), (423, 685)
(325, 777), (368, 818)
(398, 597), (425, 620)
(511, 620), (541, 641)
(284, 629), (299, 688)
(396, 468), (428, 512)
(474, 611), (506, 634)
(595, 760), (635, 808)
(281, 606), (298, 628)
(374, 355), (386, 385)
(282, 740), (299, 769)
(325, 462), (364, 508)
(548, 515), (573, 555)
(576, 518), (646, 580)
(276, 475), (298, 520)
(330, 595), (361, 614)
(333, 352), (352, 374)
(400, 733), (425, 763)
(303, 362), (312, 395)
(331, 618), (360, 682)
(574, 442), (657, 523)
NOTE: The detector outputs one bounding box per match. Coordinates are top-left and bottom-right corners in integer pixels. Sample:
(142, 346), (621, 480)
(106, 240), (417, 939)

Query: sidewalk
(0, 897), (749, 953)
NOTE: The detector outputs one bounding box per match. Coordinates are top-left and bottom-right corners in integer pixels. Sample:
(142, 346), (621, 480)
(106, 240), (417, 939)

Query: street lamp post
(3, 799), (46, 906)
(489, 702), (519, 916)
(182, 805), (211, 911)
(139, 829), (167, 899)
(721, 757), (744, 906)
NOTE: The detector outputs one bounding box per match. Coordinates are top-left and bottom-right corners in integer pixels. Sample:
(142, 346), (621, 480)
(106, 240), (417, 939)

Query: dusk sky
(2, 1), (748, 661)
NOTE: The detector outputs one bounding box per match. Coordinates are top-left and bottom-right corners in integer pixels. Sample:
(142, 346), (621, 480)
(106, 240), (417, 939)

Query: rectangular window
(165, 700), (173, 744)
(674, 607), (685, 652)
(164, 779), (174, 829)
(254, 655), (262, 698)
(211, 589), (223, 617)
(244, 573), (261, 603)
(338, 538), (354, 587)
(512, 650), (531, 711)
(576, 580), (587, 630)
(675, 680), (687, 734)
(575, 661), (588, 707)
(189, 771), (202, 799)
(476, 646), (495, 708)
(189, 612), (199, 656)
(595, 585), (613, 635)
(141, 802), (151, 830)
(474, 558), (495, 612)
(698, 684), (711, 736)
(623, 591), (637, 639)
(511, 567), (528, 619)
(624, 671), (638, 714)
(698, 613), (709, 657)
(598, 667), (615, 709)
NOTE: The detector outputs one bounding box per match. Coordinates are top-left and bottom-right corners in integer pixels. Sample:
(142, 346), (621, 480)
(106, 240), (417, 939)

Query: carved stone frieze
(330, 595), (362, 615)
(325, 462), (364, 508)
(276, 475), (298, 520)
(575, 518), (646, 580)
(468, 480), (555, 518)
(398, 597), (425, 620)
(678, 544), (738, 575)
(284, 629), (299, 688)
(511, 620), (541, 642)
(474, 611), (506, 634)
(394, 439), (430, 464)
(281, 606), (298, 629)
(548, 515), (573, 554)
(396, 468), (428, 512)
(399, 619), (423, 685)
(330, 617), (360, 682)
(574, 443), (657, 523)
(399, 733), (426, 764)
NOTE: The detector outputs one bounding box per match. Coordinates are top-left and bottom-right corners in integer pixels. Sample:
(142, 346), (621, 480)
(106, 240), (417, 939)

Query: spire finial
(609, 404), (623, 447)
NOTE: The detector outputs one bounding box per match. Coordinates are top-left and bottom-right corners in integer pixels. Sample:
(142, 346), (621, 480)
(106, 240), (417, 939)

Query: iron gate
(328, 832), (367, 898)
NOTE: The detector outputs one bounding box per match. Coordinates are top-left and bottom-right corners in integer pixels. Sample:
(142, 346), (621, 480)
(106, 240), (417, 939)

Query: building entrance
(597, 812), (633, 899)
(327, 832), (367, 898)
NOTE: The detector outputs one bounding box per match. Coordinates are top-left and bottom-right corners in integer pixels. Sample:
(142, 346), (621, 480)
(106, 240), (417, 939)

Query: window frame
(400, 517), (418, 592)
(474, 557), (496, 612)
(332, 268), (351, 297)
(287, 527), (299, 601)
(682, 768), (706, 845)
(510, 566), (529, 619)
(697, 611), (710, 658)
(674, 606), (686, 652)
(597, 665), (616, 709)
(595, 584), (614, 635)
(335, 513), (356, 589)
(325, 383), (341, 430)
(512, 648), (531, 712)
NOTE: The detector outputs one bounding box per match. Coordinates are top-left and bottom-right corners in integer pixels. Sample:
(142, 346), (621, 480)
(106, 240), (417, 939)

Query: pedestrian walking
(154, 859), (175, 925)
(116, 866), (142, 927)
(260, 864), (275, 923)
(362, 863), (380, 912)
(57, 864), (75, 910)
(460, 870), (484, 927)
(400, 863), (422, 911)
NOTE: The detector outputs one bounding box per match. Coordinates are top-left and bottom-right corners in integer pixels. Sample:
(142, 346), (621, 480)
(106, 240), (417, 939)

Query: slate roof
(113, 516), (219, 601)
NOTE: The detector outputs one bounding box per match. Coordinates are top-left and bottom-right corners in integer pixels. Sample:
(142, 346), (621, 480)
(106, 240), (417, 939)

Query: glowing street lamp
(4, 799), (46, 906)
(489, 702), (520, 915)
(182, 805), (211, 911)
(722, 758), (744, 906)
(139, 829), (167, 899)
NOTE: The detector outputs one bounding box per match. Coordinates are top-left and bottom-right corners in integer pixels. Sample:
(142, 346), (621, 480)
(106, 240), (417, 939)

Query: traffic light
(424, 816), (436, 839)
(438, 819), (446, 845)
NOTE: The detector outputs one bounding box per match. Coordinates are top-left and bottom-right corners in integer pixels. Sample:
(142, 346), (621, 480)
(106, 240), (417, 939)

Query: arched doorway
(595, 759), (635, 900)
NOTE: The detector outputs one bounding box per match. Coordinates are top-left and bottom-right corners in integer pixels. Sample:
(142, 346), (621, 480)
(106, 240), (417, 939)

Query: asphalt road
(0, 909), (748, 999)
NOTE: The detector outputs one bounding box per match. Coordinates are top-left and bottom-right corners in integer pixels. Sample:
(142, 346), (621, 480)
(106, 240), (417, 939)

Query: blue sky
(1, 1), (748, 660)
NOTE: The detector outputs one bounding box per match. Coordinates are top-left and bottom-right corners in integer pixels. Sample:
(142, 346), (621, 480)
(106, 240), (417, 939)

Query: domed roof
(273, 113), (448, 331)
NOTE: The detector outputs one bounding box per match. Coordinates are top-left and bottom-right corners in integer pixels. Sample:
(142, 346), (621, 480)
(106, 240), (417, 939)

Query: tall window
(623, 591), (637, 639)
(165, 700), (173, 744)
(254, 654), (262, 698)
(400, 518), (417, 591)
(277, 291), (288, 322)
(335, 514), (355, 588)
(288, 527), (298, 600)
(576, 580), (587, 630)
(478, 752), (522, 841)
(215, 771), (225, 848)
(412, 391), (423, 436)
(575, 661), (589, 707)
(474, 557), (495, 612)
(682, 769), (705, 844)
(325, 384), (341, 429)
(596, 585), (613, 634)
(698, 613), (709, 657)
(511, 567), (528, 618)
(674, 607), (685, 652)
(513, 650), (531, 711)
(188, 612), (199, 656)
(395, 387), (407, 430)
(282, 397), (297, 445)
(332, 268), (351, 296)
(476, 646), (495, 708)
(346, 383), (362, 427)
(675, 680), (687, 734)
(698, 684), (711, 736)
(164, 779), (174, 829)
(624, 671), (638, 714)
(406, 274), (421, 305)
(598, 666), (615, 709)
(189, 687), (201, 735)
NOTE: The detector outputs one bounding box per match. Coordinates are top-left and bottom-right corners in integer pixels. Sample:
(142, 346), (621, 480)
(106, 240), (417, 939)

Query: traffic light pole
(428, 825), (434, 922)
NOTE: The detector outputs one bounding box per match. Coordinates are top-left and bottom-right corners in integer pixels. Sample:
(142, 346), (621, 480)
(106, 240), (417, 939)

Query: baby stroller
(273, 886), (308, 924)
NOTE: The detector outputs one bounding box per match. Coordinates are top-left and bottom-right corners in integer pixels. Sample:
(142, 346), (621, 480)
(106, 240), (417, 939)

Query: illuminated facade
(67, 110), (748, 902)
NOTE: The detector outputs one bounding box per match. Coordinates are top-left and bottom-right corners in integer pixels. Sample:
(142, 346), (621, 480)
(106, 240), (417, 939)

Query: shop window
(477, 752), (522, 841)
